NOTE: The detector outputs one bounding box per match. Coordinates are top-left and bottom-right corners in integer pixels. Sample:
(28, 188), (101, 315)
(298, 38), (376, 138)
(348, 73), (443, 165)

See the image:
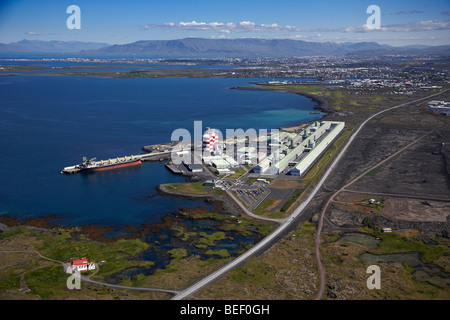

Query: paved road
(80, 276), (179, 294)
(171, 89), (448, 300)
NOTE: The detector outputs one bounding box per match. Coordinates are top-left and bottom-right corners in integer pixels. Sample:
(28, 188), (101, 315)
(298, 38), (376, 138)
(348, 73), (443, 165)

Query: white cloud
(395, 10), (423, 15)
(239, 21), (255, 27)
(385, 19), (450, 32)
(142, 20), (303, 33)
(340, 19), (450, 33)
(141, 19), (450, 36)
(25, 31), (42, 36)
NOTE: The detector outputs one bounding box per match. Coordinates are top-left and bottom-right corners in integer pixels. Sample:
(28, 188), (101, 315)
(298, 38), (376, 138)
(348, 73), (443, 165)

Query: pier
(165, 163), (185, 174)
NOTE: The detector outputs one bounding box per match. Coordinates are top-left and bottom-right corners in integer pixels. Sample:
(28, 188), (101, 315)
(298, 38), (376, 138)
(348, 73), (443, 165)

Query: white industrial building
(290, 121), (345, 176)
(202, 154), (240, 169)
(223, 154), (240, 167)
(253, 157), (272, 174)
(253, 121), (345, 176)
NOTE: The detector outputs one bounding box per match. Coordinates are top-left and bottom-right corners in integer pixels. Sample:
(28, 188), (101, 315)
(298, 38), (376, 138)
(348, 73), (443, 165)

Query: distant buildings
(426, 100), (450, 116)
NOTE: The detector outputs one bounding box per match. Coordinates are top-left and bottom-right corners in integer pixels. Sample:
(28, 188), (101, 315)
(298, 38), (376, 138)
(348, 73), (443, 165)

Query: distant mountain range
(0, 39), (109, 53)
(1, 38), (449, 57)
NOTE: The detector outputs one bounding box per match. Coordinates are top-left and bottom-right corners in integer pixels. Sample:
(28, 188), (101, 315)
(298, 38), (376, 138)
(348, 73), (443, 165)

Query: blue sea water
(0, 72), (323, 227)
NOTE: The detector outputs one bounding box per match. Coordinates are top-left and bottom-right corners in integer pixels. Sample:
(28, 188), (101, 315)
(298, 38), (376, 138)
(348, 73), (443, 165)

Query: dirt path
(313, 130), (433, 300)
(312, 88), (448, 300)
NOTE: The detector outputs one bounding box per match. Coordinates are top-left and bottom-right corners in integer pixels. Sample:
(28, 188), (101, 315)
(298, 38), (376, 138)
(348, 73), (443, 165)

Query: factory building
(264, 142), (305, 175)
(202, 155), (239, 169)
(253, 157), (272, 174)
(290, 121), (345, 176)
(183, 161), (204, 173)
(253, 121), (345, 176)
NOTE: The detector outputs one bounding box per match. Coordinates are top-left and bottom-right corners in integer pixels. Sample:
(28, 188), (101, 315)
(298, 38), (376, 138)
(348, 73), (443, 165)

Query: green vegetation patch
(35, 230), (151, 277)
(366, 167), (382, 177)
(375, 232), (449, 264)
(0, 270), (21, 291)
(168, 248), (188, 259)
(24, 265), (69, 299)
(165, 182), (211, 195)
(252, 198), (275, 216)
(280, 189), (304, 212)
(228, 168), (247, 179)
(196, 231), (227, 247)
(229, 260), (275, 285)
(293, 221), (316, 237)
(0, 226), (27, 240)
(205, 249), (230, 258)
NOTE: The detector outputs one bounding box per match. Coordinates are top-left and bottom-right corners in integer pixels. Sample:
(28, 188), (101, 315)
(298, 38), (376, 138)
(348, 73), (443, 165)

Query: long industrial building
(289, 121), (345, 176)
(254, 121), (345, 176)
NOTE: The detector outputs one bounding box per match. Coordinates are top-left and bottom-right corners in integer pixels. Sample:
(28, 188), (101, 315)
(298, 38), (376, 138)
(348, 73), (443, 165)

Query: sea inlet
(0, 72), (324, 275)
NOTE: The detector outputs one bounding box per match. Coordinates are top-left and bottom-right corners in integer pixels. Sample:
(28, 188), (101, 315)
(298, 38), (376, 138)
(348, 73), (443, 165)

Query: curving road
(171, 89), (448, 300)
(225, 189), (286, 223)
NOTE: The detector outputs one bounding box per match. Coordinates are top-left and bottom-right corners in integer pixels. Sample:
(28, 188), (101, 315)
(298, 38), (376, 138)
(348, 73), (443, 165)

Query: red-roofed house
(70, 257), (96, 272)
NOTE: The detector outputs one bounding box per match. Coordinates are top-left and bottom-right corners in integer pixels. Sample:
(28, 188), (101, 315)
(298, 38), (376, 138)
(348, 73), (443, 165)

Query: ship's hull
(79, 158), (142, 172)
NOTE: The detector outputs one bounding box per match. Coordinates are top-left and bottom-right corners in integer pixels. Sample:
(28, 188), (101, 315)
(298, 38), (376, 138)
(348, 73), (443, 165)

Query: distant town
(2, 54), (448, 93)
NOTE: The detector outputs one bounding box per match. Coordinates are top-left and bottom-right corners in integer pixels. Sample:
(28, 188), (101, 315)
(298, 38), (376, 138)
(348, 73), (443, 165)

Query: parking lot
(232, 186), (270, 208)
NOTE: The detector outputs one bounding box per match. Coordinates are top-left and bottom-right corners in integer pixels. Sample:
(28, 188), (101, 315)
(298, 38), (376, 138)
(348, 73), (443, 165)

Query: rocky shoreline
(157, 183), (242, 217)
(0, 181), (244, 244)
(231, 85), (331, 114)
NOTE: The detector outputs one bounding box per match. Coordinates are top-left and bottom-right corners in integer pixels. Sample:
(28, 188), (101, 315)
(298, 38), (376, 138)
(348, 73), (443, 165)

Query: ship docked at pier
(61, 155), (142, 174)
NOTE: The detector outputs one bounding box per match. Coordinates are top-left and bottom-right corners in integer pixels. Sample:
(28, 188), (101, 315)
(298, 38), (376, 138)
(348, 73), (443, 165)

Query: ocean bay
(0, 74), (322, 228)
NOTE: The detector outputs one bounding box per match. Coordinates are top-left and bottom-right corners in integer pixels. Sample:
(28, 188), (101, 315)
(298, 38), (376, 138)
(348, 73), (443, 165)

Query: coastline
(230, 85), (330, 133)
(156, 183), (239, 217)
(0, 84), (326, 236)
(156, 182), (278, 227)
(230, 85), (330, 113)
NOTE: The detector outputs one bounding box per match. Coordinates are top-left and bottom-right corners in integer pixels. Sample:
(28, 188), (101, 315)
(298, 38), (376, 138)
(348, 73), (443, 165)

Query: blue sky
(0, 0), (449, 46)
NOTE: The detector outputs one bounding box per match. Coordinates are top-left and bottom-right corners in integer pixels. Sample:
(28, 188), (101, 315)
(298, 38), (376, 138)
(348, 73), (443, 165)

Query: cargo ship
(61, 155), (141, 174)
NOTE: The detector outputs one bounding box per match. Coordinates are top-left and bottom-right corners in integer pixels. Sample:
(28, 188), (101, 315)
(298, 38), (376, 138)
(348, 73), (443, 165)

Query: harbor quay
(60, 120), (345, 220)
(61, 120), (345, 181)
